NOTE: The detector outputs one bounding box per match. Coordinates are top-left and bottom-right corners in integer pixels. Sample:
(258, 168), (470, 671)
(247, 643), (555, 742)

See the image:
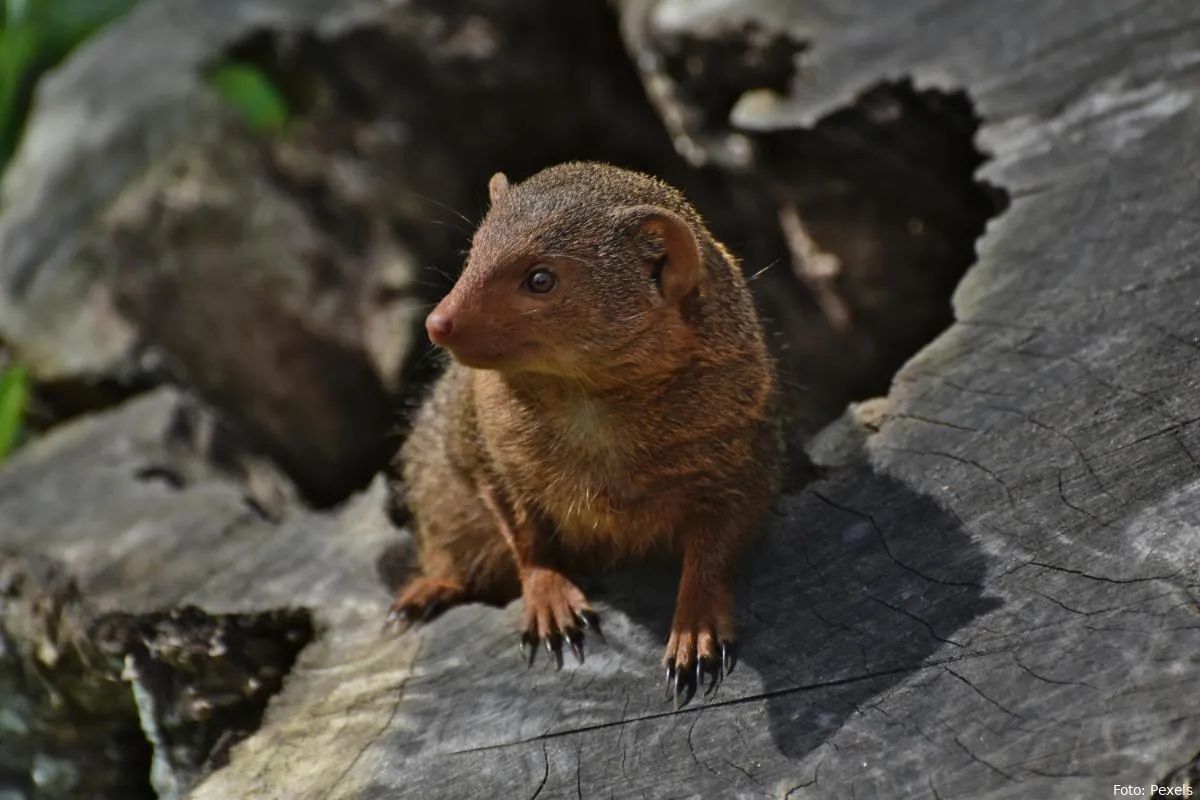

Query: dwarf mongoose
(389, 161), (782, 705)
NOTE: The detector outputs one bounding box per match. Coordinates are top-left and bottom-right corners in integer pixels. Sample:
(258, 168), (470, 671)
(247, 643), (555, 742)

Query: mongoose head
(425, 162), (712, 381)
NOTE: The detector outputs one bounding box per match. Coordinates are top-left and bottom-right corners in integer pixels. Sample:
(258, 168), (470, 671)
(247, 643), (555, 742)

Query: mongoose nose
(426, 311), (456, 344)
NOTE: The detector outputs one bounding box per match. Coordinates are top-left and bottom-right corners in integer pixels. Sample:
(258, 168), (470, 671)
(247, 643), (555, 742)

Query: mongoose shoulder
(390, 161), (783, 705)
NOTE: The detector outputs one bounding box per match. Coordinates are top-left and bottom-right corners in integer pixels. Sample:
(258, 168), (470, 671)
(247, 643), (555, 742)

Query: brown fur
(393, 161), (783, 685)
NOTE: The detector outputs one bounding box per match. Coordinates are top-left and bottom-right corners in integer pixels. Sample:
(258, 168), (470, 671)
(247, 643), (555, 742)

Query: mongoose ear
(488, 172), (510, 204)
(617, 205), (704, 305)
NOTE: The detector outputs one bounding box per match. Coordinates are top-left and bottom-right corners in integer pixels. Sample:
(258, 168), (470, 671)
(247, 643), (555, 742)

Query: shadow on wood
(345, 463), (998, 798)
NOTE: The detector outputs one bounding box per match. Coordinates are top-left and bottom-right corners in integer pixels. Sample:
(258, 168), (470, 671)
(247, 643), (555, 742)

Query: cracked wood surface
(1, 1), (1199, 799)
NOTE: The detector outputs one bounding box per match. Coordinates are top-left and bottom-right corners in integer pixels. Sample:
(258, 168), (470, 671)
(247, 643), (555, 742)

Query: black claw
(520, 632), (538, 667)
(578, 610), (605, 642)
(420, 600), (443, 622)
(701, 656), (722, 696)
(383, 606), (412, 633)
(546, 634), (564, 670)
(673, 666), (690, 711)
(664, 664), (676, 702)
(721, 641), (738, 676)
(383, 608), (401, 630)
(565, 629), (585, 665)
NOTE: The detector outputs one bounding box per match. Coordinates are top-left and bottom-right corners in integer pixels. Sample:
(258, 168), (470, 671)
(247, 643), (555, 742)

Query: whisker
(410, 341), (449, 370)
(419, 265), (456, 283)
(410, 278), (452, 291)
(427, 218), (473, 236)
(748, 259), (781, 282)
(404, 192), (476, 228)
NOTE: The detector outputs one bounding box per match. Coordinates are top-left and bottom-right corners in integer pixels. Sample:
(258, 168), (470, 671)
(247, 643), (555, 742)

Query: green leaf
(0, 363), (29, 461)
(11, 0), (143, 45)
(3, 0), (26, 27)
(0, 24), (44, 169)
(209, 63), (290, 131)
(0, 0), (144, 173)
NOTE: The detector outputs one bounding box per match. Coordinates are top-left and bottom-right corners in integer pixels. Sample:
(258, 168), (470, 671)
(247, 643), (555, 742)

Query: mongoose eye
(524, 267), (558, 294)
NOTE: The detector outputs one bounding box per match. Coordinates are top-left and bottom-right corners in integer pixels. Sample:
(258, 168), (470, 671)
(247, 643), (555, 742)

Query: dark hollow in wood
(0, 545), (313, 800)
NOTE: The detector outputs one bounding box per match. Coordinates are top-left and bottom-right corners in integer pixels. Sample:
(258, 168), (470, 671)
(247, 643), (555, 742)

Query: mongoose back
(390, 161), (782, 704)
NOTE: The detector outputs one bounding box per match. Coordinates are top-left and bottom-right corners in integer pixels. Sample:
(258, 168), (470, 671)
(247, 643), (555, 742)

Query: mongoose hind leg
(388, 447), (518, 631)
(387, 575), (467, 630)
(387, 506), (518, 629)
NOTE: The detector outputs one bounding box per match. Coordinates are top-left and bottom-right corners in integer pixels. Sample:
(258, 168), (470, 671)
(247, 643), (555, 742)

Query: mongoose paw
(518, 567), (602, 670)
(662, 600), (737, 710)
(384, 577), (466, 633)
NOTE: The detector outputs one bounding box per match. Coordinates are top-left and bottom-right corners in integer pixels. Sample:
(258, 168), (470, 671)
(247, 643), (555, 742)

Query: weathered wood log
(1, 0), (1198, 799)
(202, 0), (1200, 795)
(0, 390), (387, 799)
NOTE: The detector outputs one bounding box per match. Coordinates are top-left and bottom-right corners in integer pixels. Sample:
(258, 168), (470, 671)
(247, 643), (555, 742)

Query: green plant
(0, 0), (144, 172)
(0, 7), (290, 462)
(0, 362), (28, 461)
(208, 61), (291, 131)
(0, 1), (291, 179)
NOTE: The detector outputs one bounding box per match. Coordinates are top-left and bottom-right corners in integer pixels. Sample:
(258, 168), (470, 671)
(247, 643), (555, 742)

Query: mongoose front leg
(477, 482), (601, 669)
(663, 532), (742, 708)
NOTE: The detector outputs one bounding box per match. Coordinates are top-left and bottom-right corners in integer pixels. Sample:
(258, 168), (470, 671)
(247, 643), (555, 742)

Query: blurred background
(0, 0), (1008, 508)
